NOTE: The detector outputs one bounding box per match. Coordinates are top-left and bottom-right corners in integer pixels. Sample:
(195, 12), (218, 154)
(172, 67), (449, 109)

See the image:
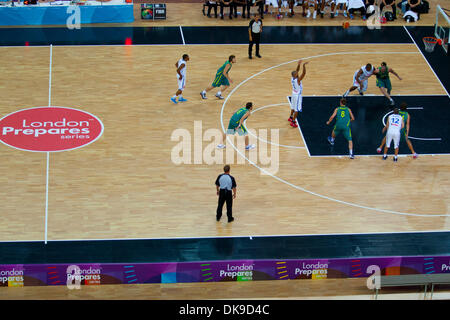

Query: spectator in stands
(205, 0), (219, 18)
(406, 0), (424, 15)
(234, 0), (248, 18)
(220, 0), (235, 19)
(365, 0), (378, 17)
(380, 0), (397, 20)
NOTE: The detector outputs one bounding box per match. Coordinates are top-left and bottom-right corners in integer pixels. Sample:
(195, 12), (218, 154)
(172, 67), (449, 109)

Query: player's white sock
(217, 91), (222, 96)
(202, 90), (206, 94)
(172, 95), (177, 99)
(349, 149), (353, 155)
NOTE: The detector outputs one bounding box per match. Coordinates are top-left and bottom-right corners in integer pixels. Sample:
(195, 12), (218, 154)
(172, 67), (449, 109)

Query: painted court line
(2, 229), (450, 243)
(403, 26), (450, 98)
(44, 44), (53, 245)
(179, 26), (186, 45)
(245, 103), (306, 150)
(220, 51), (450, 217)
(0, 43), (416, 48)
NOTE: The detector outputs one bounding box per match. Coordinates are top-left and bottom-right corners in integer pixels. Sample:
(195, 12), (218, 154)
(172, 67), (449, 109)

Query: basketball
(342, 22), (350, 29)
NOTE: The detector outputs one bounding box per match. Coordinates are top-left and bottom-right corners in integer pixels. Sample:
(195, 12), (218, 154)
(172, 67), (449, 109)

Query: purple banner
(1, 256), (449, 287)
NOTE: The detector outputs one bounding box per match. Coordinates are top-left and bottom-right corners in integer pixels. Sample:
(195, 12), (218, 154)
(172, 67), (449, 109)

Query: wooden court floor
(0, 43), (449, 243)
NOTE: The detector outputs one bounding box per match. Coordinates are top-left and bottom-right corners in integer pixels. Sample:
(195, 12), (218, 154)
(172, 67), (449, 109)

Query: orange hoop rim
(423, 37), (438, 44)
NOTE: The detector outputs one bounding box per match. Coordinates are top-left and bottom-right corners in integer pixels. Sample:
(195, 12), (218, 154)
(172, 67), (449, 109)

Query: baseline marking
(220, 51), (450, 217)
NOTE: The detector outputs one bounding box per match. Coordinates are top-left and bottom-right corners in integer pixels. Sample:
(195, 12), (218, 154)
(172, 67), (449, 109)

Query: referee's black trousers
(248, 32), (260, 57)
(217, 189), (233, 220)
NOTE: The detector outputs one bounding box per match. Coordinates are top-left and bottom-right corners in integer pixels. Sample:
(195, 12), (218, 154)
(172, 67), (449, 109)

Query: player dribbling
(343, 63), (375, 97)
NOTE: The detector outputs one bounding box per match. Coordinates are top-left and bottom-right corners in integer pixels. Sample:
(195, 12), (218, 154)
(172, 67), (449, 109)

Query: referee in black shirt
(248, 14), (262, 59)
(215, 165), (236, 223)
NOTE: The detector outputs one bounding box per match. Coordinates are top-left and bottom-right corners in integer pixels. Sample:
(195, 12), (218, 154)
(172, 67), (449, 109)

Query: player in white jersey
(171, 54), (189, 104)
(289, 60), (308, 128)
(382, 108), (404, 162)
(343, 63), (374, 97)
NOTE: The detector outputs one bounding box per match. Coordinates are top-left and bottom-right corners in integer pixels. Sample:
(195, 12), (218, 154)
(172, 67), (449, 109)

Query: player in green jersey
(326, 98), (356, 159)
(373, 62), (402, 106)
(217, 102), (255, 150)
(201, 55), (236, 100)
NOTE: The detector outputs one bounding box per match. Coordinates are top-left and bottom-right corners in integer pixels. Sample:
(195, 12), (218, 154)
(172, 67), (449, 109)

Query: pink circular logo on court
(0, 107), (104, 152)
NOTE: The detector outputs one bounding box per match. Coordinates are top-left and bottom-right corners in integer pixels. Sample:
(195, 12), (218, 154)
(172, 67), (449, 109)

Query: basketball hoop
(423, 37), (438, 52)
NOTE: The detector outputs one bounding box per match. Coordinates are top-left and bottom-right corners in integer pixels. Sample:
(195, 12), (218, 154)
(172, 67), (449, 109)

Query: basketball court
(0, 2), (449, 299)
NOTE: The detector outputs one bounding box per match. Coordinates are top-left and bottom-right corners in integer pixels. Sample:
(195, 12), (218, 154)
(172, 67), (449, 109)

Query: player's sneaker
(377, 148), (382, 153)
(334, 11), (338, 17)
(413, 153), (418, 159)
(313, 10), (317, 19)
(288, 117), (293, 122)
(382, 155), (388, 160)
(178, 97), (188, 102)
(215, 93), (224, 100)
(217, 144), (226, 149)
(200, 91), (207, 99)
(362, 15), (367, 20)
(320, 11), (324, 18)
(306, 10), (311, 18)
(290, 121), (298, 128)
(349, 14), (354, 19)
(245, 144), (256, 150)
(390, 99), (395, 106)
(393, 157), (398, 162)
(343, 11), (348, 17)
(170, 97), (177, 104)
(358, 90), (364, 96)
(349, 154), (354, 159)
(327, 136), (334, 146)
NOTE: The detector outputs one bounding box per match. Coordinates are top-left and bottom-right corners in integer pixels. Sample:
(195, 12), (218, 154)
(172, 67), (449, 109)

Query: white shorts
(177, 76), (186, 91)
(353, 72), (368, 92)
(386, 131), (400, 149)
(290, 93), (303, 112)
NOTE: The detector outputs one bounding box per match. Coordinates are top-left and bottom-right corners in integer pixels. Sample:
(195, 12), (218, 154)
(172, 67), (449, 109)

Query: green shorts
(227, 122), (247, 136)
(376, 78), (392, 93)
(333, 125), (352, 141)
(400, 129), (408, 143)
(212, 73), (230, 88)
